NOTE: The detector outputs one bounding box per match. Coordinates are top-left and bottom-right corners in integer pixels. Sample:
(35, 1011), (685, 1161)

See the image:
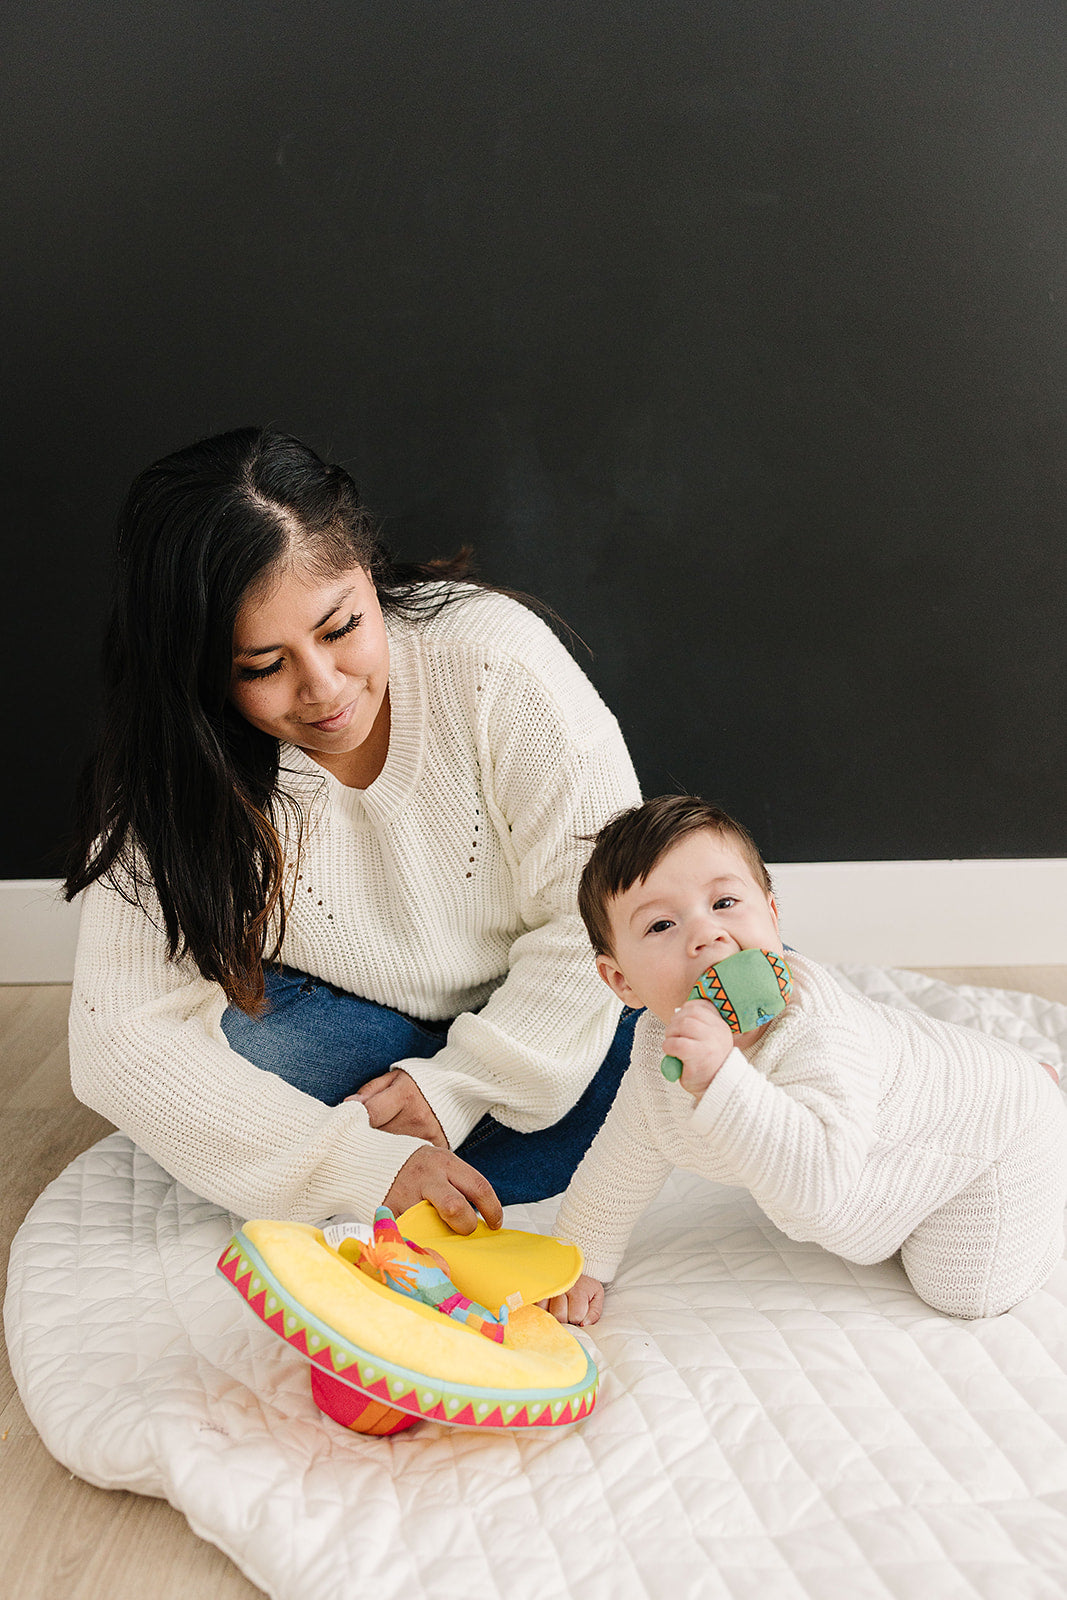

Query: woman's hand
(348, 1069), (447, 1146)
(662, 999), (735, 1098)
(542, 1272), (604, 1327)
(383, 1148), (504, 1235)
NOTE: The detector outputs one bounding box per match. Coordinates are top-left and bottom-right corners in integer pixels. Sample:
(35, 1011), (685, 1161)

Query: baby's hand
(541, 1272), (604, 1327)
(662, 998), (735, 1098)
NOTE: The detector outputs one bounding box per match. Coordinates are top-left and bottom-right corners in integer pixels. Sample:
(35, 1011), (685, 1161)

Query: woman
(66, 428), (641, 1231)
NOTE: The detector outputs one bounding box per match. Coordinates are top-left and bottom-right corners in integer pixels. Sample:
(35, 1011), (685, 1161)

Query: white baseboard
(1, 862), (1065, 983)
(1, 881), (84, 983)
(768, 859), (1067, 967)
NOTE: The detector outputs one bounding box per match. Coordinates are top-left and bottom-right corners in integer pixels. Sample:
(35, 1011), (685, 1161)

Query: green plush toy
(660, 947), (793, 1081)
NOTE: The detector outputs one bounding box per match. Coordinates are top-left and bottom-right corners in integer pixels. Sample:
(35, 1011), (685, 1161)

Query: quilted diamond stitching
(5, 968), (1067, 1599)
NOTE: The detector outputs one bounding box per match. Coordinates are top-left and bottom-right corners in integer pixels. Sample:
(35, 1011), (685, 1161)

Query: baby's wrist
(680, 1055), (724, 1096)
(684, 1043), (735, 1094)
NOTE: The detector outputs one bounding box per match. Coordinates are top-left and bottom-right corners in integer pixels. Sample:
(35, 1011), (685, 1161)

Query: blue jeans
(221, 967), (641, 1205)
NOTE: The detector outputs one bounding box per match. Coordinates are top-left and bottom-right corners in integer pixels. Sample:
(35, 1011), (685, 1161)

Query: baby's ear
(596, 953), (640, 1007)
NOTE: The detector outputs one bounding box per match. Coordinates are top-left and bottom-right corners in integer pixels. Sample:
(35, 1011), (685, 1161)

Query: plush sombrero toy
(218, 1202), (596, 1436)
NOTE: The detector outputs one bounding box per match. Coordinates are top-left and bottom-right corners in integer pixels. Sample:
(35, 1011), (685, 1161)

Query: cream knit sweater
(553, 953), (1064, 1285)
(69, 590), (640, 1222)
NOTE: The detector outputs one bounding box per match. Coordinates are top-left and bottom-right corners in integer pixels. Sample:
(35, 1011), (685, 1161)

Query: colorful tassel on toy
(353, 1208), (518, 1343)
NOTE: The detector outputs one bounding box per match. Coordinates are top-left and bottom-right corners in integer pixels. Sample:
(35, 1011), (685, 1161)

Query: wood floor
(2, 968), (1066, 1599)
(0, 985), (265, 1600)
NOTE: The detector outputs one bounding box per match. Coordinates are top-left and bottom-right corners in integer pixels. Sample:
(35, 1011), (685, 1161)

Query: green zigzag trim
(224, 1243), (356, 1376)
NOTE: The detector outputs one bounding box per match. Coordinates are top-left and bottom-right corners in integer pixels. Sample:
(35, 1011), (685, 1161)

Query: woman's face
(229, 563), (390, 768)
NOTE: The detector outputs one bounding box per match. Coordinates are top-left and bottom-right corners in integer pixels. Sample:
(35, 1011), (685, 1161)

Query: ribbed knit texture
(554, 953), (1067, 1315)
(69, 589), (640, 1223)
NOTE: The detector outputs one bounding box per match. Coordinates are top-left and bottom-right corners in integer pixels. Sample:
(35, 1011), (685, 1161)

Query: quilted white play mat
(8, 964), (1067, 1600)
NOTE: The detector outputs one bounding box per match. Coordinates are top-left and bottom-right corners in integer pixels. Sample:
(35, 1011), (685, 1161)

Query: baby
(551, 795), (1067, 1325)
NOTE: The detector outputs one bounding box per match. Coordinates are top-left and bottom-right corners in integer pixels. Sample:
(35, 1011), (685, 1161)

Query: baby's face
(597, 829), (781, 1026)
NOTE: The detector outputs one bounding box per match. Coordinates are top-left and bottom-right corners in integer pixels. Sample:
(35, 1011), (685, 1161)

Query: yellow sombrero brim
(395, 1201), (584, 1306)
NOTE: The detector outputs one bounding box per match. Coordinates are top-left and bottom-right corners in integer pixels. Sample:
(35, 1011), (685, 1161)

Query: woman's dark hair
(65, 427), (478, 1013)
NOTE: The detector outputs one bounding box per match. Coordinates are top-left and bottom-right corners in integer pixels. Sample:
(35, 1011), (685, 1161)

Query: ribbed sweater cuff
(688, 1047), (751, 1134)
(570, 1253), (620, 1286)
(312, 1125), (429, 1220)
(394, 1056), (486, 1150)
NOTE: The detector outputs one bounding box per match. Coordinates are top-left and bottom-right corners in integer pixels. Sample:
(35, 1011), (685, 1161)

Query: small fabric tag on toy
(321, 1220), (374, 1249)
(661, 948), (793, 1080)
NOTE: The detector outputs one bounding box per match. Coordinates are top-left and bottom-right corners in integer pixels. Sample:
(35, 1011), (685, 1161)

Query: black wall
(4, 0), (1066, 877)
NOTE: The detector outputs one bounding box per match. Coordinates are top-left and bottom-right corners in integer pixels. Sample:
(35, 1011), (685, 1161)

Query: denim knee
(221, 967), (448, 1105)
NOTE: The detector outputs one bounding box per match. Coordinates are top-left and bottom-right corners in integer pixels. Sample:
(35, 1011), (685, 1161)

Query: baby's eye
(646, 919), (674, 935)
(713, 896), (738, 911)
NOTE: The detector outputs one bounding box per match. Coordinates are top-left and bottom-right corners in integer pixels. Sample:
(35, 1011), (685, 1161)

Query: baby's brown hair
(578, 795), (774, 958)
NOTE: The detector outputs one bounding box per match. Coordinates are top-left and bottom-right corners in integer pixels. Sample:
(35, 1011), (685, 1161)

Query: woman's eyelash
(238, 658), (283, 682)
(235, 614), (362, 681)
(324, 613), (361, 642)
